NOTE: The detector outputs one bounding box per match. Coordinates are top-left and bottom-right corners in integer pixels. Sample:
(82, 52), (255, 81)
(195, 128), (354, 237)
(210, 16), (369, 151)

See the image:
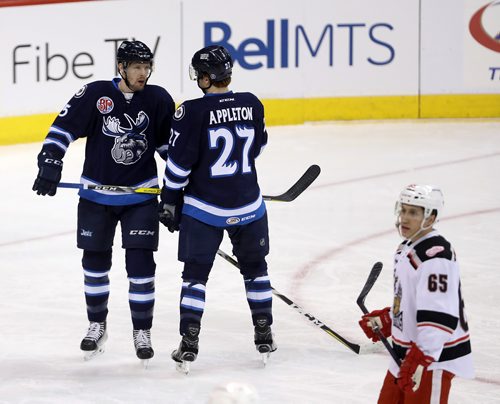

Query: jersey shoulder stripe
(413, 235), (454, 263)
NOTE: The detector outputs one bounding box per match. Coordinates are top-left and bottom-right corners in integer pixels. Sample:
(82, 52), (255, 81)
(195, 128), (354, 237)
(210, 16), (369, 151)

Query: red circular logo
(96, 97), (114, 114)
(469, 1), (500, 52)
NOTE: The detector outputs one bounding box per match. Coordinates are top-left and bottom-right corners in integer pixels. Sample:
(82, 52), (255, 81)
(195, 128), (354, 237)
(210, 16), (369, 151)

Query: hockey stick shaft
(357, 262), (401, 366)
(217, 249), (360, 354)
(59, 182), (161, 194)
(58, 164), (321, 202)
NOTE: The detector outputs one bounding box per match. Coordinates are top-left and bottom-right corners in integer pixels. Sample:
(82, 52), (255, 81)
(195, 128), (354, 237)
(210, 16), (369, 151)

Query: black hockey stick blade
(356, 261), (383, 313)
(357, 262), (401, 366)
(216, 249), (360, 354)
(263, 164), (321, 202)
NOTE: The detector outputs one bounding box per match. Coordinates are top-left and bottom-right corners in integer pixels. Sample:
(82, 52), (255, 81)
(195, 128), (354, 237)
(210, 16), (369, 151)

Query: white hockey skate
(80, 321), (107, 361)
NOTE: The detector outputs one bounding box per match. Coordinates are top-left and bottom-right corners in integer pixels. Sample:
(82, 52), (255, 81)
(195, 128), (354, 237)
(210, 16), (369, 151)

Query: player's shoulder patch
(413, 235), (454, 263)
(74, 85), (87, 98)
(173, 104), (186, 121)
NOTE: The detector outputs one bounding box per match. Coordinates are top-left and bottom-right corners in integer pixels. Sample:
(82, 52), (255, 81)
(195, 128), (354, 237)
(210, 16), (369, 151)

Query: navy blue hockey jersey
(42, 78), (175, 205)
(162, 91), (268, 227)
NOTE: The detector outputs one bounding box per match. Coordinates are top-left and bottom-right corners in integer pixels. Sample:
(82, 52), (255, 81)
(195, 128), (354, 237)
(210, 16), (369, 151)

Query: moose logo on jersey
(102, 111), (149, 165)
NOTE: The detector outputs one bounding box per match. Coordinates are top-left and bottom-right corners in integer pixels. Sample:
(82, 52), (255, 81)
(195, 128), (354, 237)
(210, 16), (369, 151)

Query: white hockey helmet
(395, 184), (444, 220)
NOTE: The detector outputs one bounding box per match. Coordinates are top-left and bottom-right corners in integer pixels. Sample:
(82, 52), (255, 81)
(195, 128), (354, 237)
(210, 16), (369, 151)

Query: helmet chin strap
(197, 78), (212, 94)
(395, 217), (433, 241)
(119, 65), (151, 92)
(120, 70), (133, 92)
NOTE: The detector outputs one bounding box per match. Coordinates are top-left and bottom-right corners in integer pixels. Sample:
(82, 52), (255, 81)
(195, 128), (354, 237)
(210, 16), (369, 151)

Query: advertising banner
(0, 0), (498, 144)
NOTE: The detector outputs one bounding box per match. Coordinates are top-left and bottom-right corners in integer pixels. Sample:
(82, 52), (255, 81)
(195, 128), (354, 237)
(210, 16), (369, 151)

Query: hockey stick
(357, 262), (401, 366)
(217, 249), (361, 354)
(262, 164), (321, 202)
(58, 183), (161, 194)
(58, 164), (321, 202)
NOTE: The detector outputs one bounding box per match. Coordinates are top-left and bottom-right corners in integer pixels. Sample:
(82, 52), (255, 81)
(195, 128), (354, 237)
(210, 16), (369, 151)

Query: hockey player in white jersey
(359, 184), (473, 403)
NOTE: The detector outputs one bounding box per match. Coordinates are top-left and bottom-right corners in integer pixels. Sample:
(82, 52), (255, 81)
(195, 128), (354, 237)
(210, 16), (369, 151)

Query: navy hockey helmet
(189, 45), (233, 82)
(117, 40), (154, 68)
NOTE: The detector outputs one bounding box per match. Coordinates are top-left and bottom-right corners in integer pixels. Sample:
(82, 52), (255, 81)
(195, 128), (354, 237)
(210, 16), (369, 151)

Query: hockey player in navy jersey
(359, 185), (473, 403)
(158, 45), (276, 372)
(32, 40), (175, 362)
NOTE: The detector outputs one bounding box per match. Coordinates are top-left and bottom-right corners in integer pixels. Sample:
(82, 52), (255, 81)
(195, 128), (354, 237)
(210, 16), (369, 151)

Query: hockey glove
(32, 150), (63, 196)
(359, 307), (391, 342)
(158, 188), (182, 233)
(397, 342), (434, 393)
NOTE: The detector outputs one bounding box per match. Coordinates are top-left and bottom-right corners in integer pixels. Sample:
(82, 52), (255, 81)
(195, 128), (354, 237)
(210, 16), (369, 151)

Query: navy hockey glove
(158, 188), (183, 232)
(32, 150), (63, 196)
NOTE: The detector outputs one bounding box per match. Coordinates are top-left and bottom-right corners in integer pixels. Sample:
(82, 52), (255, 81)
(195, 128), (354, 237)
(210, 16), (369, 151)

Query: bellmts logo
(204, 19), (395, 70)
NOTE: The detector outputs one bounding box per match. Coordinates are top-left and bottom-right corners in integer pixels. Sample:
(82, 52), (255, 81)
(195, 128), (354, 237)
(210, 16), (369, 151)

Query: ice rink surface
(1, 119), (500, 403)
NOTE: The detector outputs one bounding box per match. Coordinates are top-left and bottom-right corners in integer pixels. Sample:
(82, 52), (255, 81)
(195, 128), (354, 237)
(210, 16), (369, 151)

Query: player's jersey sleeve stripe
(166, 158), (191, 177)
(156, 144), (169, 154)
(156, 144), (169, 161)
(43, 125), (77, 153)
(49, 125), (75, 142)
(163, 174), (189, 190)
(392, 337), (411, 361)
(43, 138), (69, 152)
(417, 310), (458, 332)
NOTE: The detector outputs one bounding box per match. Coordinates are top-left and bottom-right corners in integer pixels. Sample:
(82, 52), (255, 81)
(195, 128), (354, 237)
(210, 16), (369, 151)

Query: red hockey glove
(358, 307), (391, 342)
(397, 342), (434, 393)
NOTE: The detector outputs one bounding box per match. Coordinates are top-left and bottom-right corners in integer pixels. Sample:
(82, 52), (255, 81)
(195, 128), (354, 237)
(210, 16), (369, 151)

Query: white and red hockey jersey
(388, 230), (474, 379)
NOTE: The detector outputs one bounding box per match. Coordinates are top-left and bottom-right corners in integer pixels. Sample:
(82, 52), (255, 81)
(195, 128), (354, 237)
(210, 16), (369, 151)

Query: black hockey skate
(80, 321), (107, 361)
(133, 329), (154, 367)
(254, 316), (277, 365)
(171, 323), (200, 374)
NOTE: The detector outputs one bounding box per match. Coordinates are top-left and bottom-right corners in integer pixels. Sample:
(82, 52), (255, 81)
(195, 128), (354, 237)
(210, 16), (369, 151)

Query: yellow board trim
(0, 113), (57, 145)
(1, 94), (499, 145)
(420, 94), (500, 118)
(263, 95), (419, 125)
